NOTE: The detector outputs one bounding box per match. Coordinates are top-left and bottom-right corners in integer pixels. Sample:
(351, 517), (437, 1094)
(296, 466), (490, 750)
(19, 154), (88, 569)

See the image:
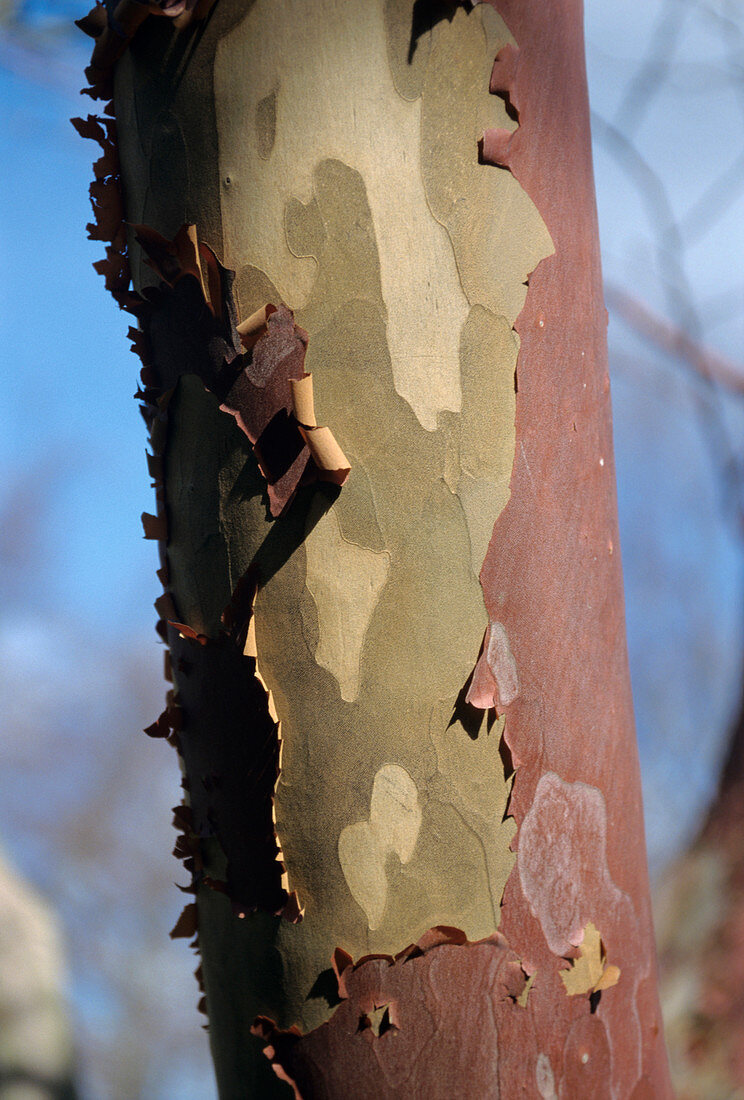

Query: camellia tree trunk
(76, 0), (673, 1096)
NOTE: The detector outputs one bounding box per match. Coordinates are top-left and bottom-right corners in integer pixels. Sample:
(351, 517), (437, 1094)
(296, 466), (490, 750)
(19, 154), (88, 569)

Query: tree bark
(77, 0), (672, 1096)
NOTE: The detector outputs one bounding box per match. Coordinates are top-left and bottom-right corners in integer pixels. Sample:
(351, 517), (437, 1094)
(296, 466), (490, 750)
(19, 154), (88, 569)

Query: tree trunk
(77, 0), (672, 1096)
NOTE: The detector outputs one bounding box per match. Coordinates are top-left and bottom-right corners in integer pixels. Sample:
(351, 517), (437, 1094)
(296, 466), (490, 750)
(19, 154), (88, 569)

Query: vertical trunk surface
(78, 0), (672, 1096)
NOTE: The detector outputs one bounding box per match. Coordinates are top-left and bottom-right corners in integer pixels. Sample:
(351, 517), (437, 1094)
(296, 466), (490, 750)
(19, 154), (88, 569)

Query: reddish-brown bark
(481, 1), (670, 1093)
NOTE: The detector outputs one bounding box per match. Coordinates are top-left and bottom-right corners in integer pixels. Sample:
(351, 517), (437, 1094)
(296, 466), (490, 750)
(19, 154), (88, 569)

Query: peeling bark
(76, 0), (672, 1096)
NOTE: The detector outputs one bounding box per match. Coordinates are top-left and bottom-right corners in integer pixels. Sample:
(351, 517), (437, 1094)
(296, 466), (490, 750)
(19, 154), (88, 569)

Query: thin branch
(591, 112), (698, 335)
(613, 0), (689, 132)
(605, 280), (744, 395)
(677, 151), (744, 246)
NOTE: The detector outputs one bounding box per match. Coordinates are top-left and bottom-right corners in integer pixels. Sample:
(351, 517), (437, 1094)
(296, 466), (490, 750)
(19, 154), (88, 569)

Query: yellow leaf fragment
(594, 963), (621, 992)
(560, 922), (620, 996)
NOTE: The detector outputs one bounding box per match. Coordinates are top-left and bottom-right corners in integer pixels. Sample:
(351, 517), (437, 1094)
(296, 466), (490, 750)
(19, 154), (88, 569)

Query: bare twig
(605, 281), (744, 395)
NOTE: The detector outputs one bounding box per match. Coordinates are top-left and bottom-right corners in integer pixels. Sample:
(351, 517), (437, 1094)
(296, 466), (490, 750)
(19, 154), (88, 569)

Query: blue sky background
(1, 2), (744, 1096)
(0, 59), (155, 636)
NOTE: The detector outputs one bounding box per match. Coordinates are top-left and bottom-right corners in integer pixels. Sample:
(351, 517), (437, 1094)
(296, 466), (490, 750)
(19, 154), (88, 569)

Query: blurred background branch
(588, 3), (744, 1093)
